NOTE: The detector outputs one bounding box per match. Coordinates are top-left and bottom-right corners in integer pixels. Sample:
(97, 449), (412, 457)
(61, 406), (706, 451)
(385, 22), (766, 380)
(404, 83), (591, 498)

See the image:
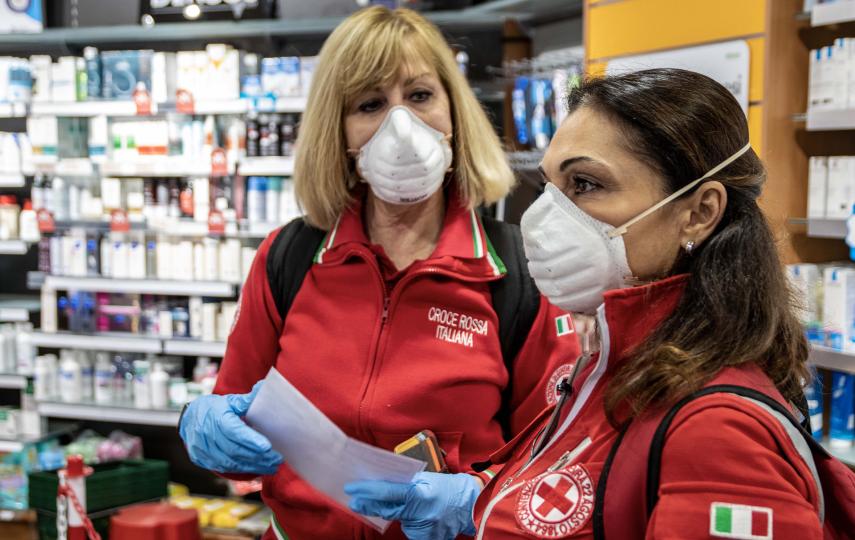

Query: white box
(205, 45), (240, 101)
(0, 1), (43, 33)
(823, 267), (855, 351)
(30, 55), (52, 102)
(825, 156), (854, 218)
(152, 52), (177, 104)
(51, 57), (78, 103)
(808, 156), (829, 218)
(176, 51), (199, 98)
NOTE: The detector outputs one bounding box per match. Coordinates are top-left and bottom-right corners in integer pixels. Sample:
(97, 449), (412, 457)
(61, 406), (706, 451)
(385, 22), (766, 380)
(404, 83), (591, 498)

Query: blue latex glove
(179, 381), (283, 475)
(345, 472), (481, 540)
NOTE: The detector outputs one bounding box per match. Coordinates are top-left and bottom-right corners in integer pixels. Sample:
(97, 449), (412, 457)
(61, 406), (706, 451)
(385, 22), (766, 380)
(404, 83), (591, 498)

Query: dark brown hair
(566, 68), (809, 424)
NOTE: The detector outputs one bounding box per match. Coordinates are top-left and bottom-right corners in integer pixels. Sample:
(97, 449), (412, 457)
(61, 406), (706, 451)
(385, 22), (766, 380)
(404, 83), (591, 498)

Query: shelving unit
(29, 331), (162, 354)
(807, 218), (847, 239)
(0, 296), (40, 323)
(239, 156), (295, 177)
(0, 174), (25, 188)
(43, 275), (236, 297)
(0, 374), (27, 390)
(36, 401), (181, 427)
(821, 438), (855, 467)
(0, 240), (30, 255)
(33, 158), (94, 177)
(806, 109), (855, 131)
(26, 97), (310, 118)
(0, 102), (26, 118)
(811, 1), (855, 27)
(100, 158), (235, 178)
(809, 345), (855, 376)
(0, 424), (78, 453)
(163, 339), (226, 358)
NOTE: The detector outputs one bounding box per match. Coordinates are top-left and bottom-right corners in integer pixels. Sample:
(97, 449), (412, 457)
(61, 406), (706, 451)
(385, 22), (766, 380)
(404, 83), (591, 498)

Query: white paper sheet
(245, 368), (426, 532)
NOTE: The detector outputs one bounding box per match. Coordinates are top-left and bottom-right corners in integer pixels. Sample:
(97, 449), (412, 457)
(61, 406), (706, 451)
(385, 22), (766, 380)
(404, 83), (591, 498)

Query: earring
(685, 240), (695, 255)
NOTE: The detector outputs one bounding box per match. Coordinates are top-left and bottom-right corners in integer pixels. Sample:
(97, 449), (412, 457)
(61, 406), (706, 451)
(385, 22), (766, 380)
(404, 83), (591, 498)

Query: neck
(365, 189), (446, 271)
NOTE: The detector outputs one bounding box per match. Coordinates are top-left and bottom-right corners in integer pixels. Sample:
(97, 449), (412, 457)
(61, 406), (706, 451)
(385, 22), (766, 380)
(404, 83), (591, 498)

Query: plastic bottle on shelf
(52, 177), (68, 221)
(78, 351), (94, 402)
(19, 200), (40, 242)
(133, 359), (151, 409)
(15, 323), (35, 375)
(193, 357), (211, 384)
(59, 350), (82, 403)
(150, 362), (170, 409)
(0, 327), (10, 373)
(201, 362), (218, 395)
(33, 355), (54, 400)
(94, 352), (114, 405)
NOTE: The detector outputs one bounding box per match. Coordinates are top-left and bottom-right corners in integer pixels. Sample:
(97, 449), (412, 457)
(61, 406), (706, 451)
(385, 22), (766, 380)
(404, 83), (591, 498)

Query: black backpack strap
(480, 215), (540, 369)
(266, 217), (328, 322)
(592, 422), (630, 540)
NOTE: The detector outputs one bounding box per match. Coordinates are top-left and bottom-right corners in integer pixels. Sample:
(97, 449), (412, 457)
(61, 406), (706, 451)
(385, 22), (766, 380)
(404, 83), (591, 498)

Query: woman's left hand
(345, 472), (482, 540)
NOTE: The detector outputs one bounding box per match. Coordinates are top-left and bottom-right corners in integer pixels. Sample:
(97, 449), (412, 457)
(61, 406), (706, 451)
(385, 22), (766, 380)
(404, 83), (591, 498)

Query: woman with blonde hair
(179, 6), (580, 539)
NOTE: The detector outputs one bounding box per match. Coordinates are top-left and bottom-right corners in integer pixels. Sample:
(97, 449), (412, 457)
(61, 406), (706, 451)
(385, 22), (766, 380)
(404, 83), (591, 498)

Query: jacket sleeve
(213, 230), (284, 397)
(504, 297), (582, 436)
(645, 395), (823, 540)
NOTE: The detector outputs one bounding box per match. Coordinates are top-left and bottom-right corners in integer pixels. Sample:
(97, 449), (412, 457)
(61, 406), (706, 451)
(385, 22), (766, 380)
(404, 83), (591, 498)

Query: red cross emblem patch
(515, 465), (594, 538)
(545, 363), (575, 406)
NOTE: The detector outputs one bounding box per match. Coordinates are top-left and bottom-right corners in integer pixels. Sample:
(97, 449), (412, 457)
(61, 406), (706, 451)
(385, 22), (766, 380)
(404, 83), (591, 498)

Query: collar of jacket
(597, 274), (690, 374)
(311, 188), (507, 280)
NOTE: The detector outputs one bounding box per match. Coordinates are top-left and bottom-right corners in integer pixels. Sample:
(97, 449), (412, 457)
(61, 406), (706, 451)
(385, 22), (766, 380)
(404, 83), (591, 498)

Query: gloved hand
(178, 381), (283, 475)
(345, 472), (482, 540)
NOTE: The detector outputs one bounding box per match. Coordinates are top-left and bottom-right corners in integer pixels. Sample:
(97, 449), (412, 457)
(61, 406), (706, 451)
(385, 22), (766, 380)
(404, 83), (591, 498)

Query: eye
(572, 175), (599, 195)
(410, 90), (433, 103)
(358, 98), (385, 113)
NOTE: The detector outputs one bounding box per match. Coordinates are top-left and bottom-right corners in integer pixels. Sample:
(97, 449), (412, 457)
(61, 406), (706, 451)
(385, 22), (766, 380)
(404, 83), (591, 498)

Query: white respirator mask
(520, 143), (751, 314)
(353, 106), (453, 205)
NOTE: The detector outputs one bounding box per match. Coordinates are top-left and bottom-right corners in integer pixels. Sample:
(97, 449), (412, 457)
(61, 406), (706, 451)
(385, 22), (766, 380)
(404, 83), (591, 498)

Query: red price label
(110, 209), (130, 233)
(176, 89), (195, 115)
(208, 210), (226, 235)
(36, 209), (55, 233)
(211, 147), (228, 177)
(133, 84), (152, 116)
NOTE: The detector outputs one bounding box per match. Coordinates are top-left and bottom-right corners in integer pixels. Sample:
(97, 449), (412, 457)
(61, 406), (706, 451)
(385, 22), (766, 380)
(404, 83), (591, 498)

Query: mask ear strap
(607, 143), (751, 238)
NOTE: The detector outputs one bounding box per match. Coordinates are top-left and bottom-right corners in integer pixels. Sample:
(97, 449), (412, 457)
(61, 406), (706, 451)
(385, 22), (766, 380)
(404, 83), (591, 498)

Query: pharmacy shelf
(0, 295), (40, 323)
(821, 438), (855, 467)
(29, 331), (162, 354)
(0, 240), (30, 255)
(37, 401), (181, 427)
(809, 345), (855, 375)
(43, 275), (235, 297)
(29, 98), (291, 117)
(0, 102), (26, 118)
(0, 374), (27, 390)
(811, 1), (855, 27)
(0, 173), (25, 188)
(806, 109), (855, 131)
(239, 156), (295, 177)
(807, 218), (847, 239)
(30, 100), (148, 117)
(33, 158), (95, 177)
(101, 158), (235, 178)
(0, 424), (78, 453)
(163, 339), (226, 357)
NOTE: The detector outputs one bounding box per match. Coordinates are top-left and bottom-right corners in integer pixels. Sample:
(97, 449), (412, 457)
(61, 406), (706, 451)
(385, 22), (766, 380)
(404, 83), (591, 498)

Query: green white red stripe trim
(314, 216), (342, 264)
(710, 502), (772, 539)
(471, 210), (506, 277)
(271, 515), (289, 540)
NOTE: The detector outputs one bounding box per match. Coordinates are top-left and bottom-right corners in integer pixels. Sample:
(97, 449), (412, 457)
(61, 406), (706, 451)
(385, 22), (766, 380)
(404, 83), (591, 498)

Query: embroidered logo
(554, 314), (574, 337)
(545, 364), (575, 406)
(428, 306), (489, 348)
(709, 502), (772, 540)
(515, 464), (594, 538)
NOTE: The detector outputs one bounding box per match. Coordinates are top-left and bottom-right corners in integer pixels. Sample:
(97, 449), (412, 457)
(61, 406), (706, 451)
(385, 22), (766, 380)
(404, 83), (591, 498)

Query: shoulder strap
(594, 384), (826, 540)
(480, 215), (540, 368)
(266, 217), (327, 323)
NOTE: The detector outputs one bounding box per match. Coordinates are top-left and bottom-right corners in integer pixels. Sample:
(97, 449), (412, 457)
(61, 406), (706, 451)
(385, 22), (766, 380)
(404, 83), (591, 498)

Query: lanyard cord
(529, 353), (591, 461)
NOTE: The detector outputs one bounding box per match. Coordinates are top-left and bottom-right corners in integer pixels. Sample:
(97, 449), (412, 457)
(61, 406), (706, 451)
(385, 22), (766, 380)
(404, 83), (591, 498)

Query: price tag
(133, 84), (153, 116)
(110, 209), (130, 233)
(176, 89), (196, 115)
(211, 148), (228, 177)
(36, 209), (55, 233)
(208, 210), (226, 235)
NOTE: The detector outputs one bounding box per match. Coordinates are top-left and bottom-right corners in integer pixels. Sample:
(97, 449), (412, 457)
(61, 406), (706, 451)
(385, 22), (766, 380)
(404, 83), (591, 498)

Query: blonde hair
(294, 6), (515, 230)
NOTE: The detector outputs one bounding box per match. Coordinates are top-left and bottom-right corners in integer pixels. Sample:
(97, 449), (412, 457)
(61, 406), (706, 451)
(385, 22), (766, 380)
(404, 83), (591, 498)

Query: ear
(680, 181), (727, 249)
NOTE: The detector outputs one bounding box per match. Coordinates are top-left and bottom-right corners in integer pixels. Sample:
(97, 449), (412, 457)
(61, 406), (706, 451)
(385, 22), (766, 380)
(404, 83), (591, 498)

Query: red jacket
(215, 193), (581, 540)
(472, 275), (822, 539)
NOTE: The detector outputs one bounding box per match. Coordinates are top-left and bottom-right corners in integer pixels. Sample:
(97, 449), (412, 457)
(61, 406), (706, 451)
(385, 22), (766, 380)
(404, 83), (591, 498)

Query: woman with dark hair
(344, 68), (847, 539)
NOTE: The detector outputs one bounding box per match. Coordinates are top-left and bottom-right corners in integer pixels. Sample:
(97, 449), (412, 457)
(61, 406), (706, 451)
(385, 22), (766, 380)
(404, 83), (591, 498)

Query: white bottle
(78, 351), (94, 402)
(203, 238), (219, 281)
(100, 236), (113, 277)
(94, 352), (114, 405)
(128, 234), (147, 279)
(133, 359), (151, 409)
(33, 355), (52, 400)
(59, 350), (82, 403)
(150, 362), (170, 409)
(193, 357), (211, 384)
(193, 242), (205, 281)
(15, 324), (35, 375)
(18, 201), (40, 243)
(189, 296), (203, 339)
(0, 329), (10, 374)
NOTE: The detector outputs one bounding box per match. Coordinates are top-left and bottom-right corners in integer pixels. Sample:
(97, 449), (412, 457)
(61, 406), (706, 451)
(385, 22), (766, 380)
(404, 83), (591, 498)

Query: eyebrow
(404, 72), (432, 86)
(558, 156), (600, 172)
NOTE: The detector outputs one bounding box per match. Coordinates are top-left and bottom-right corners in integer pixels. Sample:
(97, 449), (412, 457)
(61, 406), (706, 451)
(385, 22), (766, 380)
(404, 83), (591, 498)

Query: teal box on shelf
(101, 51), (154, 100)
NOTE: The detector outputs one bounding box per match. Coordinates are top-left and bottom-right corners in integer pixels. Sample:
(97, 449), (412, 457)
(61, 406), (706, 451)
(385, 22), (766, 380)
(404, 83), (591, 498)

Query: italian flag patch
(555, 314), (574, 337)
(710, 502), (772, 539)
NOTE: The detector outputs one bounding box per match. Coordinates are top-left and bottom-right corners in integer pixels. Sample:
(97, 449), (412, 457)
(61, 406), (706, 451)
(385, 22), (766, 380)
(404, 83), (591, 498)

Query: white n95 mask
(521, 143), (751, 314)
(354, 106), (453, 205)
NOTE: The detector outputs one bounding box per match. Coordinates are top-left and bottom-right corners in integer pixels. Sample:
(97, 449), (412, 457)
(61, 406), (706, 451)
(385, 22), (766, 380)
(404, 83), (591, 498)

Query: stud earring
(685, 240), (695, 255)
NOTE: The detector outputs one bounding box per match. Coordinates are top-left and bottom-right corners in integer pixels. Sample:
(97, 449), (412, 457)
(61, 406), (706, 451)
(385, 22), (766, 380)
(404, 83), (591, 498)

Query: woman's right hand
(178, 381), (283, 475)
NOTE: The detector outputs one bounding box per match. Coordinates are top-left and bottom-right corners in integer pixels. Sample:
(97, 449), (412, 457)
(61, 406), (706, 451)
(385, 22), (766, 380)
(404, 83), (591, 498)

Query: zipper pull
(381, 297), (390, 322)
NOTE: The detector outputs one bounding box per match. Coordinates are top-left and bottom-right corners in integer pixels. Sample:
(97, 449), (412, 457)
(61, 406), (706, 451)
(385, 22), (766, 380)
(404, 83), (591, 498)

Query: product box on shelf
(0, 0), (43, 34)
(101, 50), (154, 100)
(825, 156), (855, 219)
(822, 266), (855, 351)
(808, 156), (828, 219)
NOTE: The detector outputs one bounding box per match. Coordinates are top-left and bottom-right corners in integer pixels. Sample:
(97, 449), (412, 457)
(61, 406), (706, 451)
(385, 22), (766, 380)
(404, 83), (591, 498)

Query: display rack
(806, 218), (847, 240)
(0, 424), (78, 453)
(0, 296), (40, 323)
(162, 339), (227, 357)
(809, 345), (855, 376)
(0, 240), (30, 255)
(36, 401), (181, 427)
(20, 97), (309, 118)
(239, 156), (295, 177)
(806, 109), (855, 131)
(0, 374), (27, 390)
(821, 438), (855, 467)
(29, 331), (162, 354)
(811, 1), (855, 27)
(42, 276), (236, 297)
(0, 174), (25, 188)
